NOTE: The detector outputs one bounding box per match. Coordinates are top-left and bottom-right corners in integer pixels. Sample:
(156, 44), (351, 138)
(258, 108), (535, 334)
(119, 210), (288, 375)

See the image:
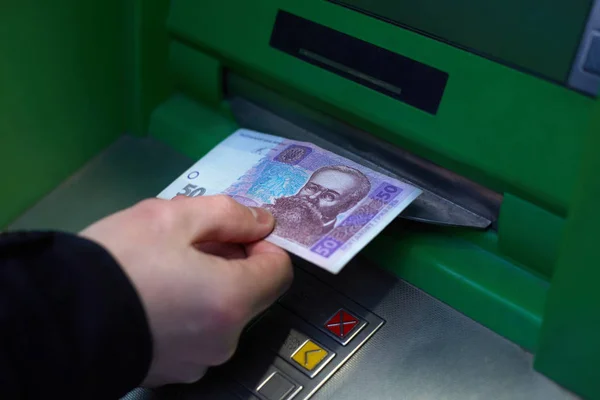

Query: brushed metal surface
(279, 267), (379, 346)
(224, 301), (383, 399)
(256, 368), (302, 400)
(295, 259), (577, 400)
(247, 319), (337, 379)
(568, 0), (600, 96)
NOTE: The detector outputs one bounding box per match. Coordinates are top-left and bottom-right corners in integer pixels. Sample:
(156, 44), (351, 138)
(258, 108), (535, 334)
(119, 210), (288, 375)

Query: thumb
(172, 195), (275, 244)
(233, 241), (293, 315)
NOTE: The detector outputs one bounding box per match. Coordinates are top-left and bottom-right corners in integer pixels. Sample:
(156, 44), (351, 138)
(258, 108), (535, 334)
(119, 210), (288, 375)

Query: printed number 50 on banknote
(157, 129), (422, 274)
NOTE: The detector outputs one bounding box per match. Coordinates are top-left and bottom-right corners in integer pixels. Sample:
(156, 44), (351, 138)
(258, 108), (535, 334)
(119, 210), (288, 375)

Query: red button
(325, 310), (359, 338)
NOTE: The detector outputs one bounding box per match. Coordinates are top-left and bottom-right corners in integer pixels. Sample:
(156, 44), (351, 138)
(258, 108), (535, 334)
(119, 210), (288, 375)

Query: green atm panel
(334, 0), (593, 83)
(1, 0), (599, 399)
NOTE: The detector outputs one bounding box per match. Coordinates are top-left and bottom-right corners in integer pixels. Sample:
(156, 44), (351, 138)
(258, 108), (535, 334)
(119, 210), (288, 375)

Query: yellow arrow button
(291, 340), (328, 371)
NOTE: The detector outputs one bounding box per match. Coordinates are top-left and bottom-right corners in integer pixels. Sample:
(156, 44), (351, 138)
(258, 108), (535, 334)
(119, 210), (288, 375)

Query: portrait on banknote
(263, 165), (371, 246)
(224, 143), (403, 249)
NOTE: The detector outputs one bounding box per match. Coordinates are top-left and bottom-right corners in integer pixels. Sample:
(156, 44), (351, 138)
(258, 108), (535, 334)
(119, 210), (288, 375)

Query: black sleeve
(0, 231), (153, 399)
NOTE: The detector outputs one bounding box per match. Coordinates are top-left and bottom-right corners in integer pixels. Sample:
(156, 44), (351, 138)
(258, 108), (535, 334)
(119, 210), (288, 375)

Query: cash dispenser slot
(225, 73), (501, 231)
(220, 10), (502, 231)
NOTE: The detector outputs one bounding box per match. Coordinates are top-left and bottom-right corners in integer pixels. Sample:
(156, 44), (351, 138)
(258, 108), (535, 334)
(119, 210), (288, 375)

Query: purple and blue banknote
(158, 129), (421, 274)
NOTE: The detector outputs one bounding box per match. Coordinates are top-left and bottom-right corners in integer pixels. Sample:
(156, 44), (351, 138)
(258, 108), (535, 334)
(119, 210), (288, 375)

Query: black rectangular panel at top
(270, 10), (449, 115)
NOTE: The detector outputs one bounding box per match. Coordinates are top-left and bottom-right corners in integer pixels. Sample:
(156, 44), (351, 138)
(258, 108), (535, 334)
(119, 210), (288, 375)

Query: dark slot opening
(270, 10), (449, 115)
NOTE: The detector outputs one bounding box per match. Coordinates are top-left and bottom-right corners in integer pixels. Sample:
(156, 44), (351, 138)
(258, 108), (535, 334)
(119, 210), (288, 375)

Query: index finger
(232, 241), (293, 315)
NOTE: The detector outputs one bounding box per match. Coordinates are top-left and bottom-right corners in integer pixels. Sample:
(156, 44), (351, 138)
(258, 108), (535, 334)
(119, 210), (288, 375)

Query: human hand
(80, 195), (293, 386)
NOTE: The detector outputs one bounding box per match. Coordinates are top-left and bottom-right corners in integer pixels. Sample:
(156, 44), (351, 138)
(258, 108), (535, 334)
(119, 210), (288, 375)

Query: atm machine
(2, 1), (600, 399)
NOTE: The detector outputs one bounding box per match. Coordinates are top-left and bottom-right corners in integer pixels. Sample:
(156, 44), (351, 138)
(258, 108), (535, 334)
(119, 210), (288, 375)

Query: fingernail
(250, 207), (273, 225)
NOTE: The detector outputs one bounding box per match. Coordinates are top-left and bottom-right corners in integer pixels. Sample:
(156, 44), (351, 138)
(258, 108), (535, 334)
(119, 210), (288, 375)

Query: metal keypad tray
(179, 267), (385, 400)
(223, 267), (385, 400)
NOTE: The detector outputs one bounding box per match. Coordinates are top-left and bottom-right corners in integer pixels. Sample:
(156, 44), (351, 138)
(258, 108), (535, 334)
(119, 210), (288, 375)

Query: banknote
(157, 129), (422, 274)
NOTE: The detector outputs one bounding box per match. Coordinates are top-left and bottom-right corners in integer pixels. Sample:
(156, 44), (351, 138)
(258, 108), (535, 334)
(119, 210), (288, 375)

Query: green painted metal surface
(168, 0), (594, 218)
(126, 0), (172, 136)
(170, 42), (224, 107)
(0, 2), (129, 228)
(148, 95), (238, 158)
(498, 193), (565, 279)
(365, 225), (549, 352)
(535, 104), (600, 400)
(335, 0), (592, 82)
